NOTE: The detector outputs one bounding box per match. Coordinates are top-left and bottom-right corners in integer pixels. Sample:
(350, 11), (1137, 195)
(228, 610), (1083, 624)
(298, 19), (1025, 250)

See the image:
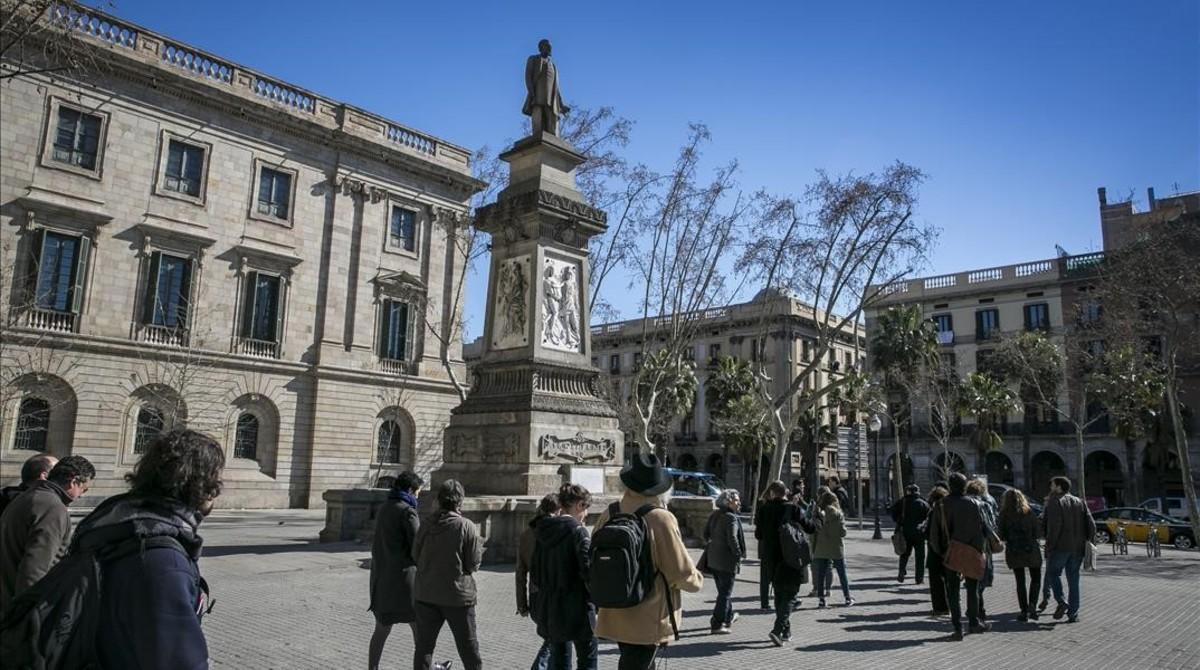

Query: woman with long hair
(518, 493), (561, 670)
(811, 490), (853, 608)
(924, 485), (950, 616)
(997, 488), (1043, 622)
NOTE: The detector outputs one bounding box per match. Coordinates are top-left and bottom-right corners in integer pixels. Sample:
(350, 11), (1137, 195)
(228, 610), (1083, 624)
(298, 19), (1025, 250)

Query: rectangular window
(51, 107), (102, 170)
(1080, 300), (1102, 324)
(1023, 303), (1050, 331)
(143, 252), (192, 328)
(389, 206), (417, 252)
(710, 342), (722, 362)
(801, 339), (810, 362)
(379, 299), (412, 361)
(933, 313), (953, 333)
(33, 231), (90, 317)
(975, 308), (1000, 340)
(241, 272), (282, 342)
(257, 167), (292, 220)
(976, 349), (996, 376)
(609, 354), (620, 373)
(164, 140), (205, 197)
(633, 352), (643, 370)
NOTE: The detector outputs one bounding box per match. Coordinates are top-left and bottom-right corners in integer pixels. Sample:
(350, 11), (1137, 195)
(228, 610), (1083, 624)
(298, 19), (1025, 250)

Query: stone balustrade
(873, 251), (1107, 303)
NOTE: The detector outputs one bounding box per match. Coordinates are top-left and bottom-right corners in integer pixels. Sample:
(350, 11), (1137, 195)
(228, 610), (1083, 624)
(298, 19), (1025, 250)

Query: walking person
(518, 493), (562, 670)
(828, 476), (851, 515)
(812, 490), (853, 608)
(753, 490), (776, 610)
(0, 454), (94, 611)
(369, 471), (424, 670)
(704, 489), (745, 635)
(1043, 476), (1096, 623)
(0, 453), (58, 519)
(997, 488), (1043, 622)
(806, 485), (835, 598)
(413, 480), (483, 670)
(531, 484), (597, 670)
(966, 479), (999, 622)
(593, 454), (703, 670)
(924, 486), (950, 616)
(758, 481), (811, 647)
(928, 473), (989, 640)
(890, 484), (930, 584)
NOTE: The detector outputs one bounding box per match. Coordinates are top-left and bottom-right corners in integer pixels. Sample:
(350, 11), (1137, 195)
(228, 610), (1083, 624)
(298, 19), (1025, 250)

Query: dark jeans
(1046, 551), (1083, 617)
(899, 533), (926, 582)
(710, 569), (735, 629)
(771, 575), (801, 639)
(813, 558), (850, 602)
(942, 570), (980, 631)
(547, 636), (597, 670)
(616, 643), (659, 670)
(927, 548), (948, 612)
(413, 601), (482, 670)
(1013, 566), (1042, 615)
(531, 640), (553, 670)
(759, 550), (777, 609)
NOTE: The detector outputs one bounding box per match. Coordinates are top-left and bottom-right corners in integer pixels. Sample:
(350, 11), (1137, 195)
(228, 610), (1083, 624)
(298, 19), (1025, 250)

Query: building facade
(588, 290), (866, 494)
(0, 5), (481, 508)
(866, 187), (1200, 506)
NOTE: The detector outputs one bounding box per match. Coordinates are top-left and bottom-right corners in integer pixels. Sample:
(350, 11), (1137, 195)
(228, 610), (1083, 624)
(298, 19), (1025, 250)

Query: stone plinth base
(319, 488), (388, 543)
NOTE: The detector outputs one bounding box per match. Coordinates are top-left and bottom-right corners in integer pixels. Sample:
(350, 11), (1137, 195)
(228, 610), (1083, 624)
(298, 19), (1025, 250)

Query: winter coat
(833, 486), (851, 514)
(515, 520), (538, 614)
(1044, 493), (1096, 556)
(593, 491), (703, 646)
(890, 494), (931, 540)
(756, 498), (807, 587)
(997, 507), (1043, 569)
(0, 483), (29, 520)
(72, 493), (209, 670)
(369, 496), (419, 623)
(703, 508), (745, 574)
(530, 515), (594, 643)
(811, 505), (847, 561)
(413, 509), (482, 607)
(928, 493), (987, 556)
(0, 480), (73, 611)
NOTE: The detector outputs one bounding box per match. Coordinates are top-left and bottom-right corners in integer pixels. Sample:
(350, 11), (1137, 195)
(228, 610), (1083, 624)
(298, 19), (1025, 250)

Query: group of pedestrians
(916, 473), (1096, 640)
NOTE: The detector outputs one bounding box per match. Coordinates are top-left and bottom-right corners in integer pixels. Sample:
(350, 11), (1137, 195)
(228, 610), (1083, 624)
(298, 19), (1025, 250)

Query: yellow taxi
(1094, 507), (1195, 549)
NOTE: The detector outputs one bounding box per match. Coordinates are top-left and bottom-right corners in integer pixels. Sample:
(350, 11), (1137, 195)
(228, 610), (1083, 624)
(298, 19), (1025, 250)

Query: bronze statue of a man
(523, 39), (569, 136)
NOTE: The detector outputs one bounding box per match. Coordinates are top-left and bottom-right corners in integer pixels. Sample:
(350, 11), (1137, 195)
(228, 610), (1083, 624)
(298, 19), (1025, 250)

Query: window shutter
(273, 277), (287, 345)
(975, 311), (984, 338)
(403, 301), (415, 362)
(241, 271), (259, 338)
(378, 299), (391, 358)
(179, 258), (194, 329)
(71, 235), (91, 315)
(25, 228), (46, 306)
(143, 251), (162, 324)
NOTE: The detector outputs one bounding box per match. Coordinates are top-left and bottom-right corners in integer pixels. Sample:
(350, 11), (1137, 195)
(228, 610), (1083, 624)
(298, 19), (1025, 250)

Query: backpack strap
(608, 501), (623, 519)
(631, 503), (679, 641)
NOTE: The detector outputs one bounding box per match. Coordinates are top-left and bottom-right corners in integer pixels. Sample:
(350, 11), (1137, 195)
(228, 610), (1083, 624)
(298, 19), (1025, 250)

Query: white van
(1139, 497), (1198, 521)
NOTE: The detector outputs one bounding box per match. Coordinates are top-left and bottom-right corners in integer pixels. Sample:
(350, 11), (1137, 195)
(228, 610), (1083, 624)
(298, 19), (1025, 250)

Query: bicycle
(1112, 524), (1129, 555)
(1146, 523), (1162, 558)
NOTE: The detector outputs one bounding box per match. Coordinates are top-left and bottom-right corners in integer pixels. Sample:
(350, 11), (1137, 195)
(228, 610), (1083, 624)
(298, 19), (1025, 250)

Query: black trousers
(942, 570), (979, 631)
(927, 548), (948, 612)
(616, 643), (659, 670)
(771, 576), (801, 639)
(759, 550), (777, 609)
(898, 533), (926, 582)
(1013, 565), (1042, 614)
(413, 601), (481, 670)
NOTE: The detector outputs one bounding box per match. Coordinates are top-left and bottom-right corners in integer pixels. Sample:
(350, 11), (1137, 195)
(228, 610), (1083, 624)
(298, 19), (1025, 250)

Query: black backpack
(589, 502), (679, 640)
(779, 508), (812, 571)
(0, 535), (198, 670)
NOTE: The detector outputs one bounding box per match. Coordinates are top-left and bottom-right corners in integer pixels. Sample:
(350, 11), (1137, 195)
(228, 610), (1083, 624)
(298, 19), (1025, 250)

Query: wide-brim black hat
(620, 452), (672, 496)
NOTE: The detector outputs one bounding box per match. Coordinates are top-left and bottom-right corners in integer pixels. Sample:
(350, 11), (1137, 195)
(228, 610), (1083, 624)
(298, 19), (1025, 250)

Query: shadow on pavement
(793, 637), (936, 652)
(203, 540), (363, 557)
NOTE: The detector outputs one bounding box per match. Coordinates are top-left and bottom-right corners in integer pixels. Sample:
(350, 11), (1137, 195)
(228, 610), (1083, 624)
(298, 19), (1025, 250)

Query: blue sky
(102, 1), (1199, 339)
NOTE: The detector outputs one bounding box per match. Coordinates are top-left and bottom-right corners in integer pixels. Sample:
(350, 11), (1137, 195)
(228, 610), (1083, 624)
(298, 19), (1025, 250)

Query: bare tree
(920, 359), (965, 483)
(1, 0), (110, 81)
(739, 162), (937, 483)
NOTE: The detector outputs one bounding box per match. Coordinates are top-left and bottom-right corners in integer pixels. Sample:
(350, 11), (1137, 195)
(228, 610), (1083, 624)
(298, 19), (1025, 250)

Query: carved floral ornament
(331, 175), (463, 225)
(538, 432), (615, 463)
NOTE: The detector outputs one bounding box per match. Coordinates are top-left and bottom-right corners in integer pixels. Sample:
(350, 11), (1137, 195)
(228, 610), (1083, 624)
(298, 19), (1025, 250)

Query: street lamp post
(870, 414), (883, 540)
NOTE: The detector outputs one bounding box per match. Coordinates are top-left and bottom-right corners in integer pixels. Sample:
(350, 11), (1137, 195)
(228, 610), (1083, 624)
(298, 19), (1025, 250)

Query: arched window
(234, 413), (260, 460)
(14, 397), (50, 451)
(377, 419), (402, 464)
(134, 406), (165, 454)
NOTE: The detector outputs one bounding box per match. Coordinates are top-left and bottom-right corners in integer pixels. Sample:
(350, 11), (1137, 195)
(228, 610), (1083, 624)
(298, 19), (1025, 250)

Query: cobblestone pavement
(197, 510), (1200, 670)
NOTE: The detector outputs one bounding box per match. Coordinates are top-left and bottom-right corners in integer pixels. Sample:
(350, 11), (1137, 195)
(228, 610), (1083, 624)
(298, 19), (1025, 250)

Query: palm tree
(869, 305), (938, 500)
(705, 355), (758, 481)
(957, 372), (1019, 456)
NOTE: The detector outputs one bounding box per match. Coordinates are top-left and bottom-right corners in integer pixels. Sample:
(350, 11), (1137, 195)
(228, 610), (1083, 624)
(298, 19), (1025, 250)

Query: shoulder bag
(941, 502), (986, 580)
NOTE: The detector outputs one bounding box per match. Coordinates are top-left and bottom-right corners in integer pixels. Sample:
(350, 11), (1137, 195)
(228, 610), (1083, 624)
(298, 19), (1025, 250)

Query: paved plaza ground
(193, 509), (1200, 670)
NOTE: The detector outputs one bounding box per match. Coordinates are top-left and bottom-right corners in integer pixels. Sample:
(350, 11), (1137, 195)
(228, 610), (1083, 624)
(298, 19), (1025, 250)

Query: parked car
(664, 468), (724, 498)
(1139, 497), (1198, 522)
(987, 483), (1044, 517)
(1094, 507), (1195, 550)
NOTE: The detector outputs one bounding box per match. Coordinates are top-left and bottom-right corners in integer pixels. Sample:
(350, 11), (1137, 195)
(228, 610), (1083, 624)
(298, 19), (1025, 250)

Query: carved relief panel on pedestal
(540, 256), (582, 353)
(491, 254), (530, 350)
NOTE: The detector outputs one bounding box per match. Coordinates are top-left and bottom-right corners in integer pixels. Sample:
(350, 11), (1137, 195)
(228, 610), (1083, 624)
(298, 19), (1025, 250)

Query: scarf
(394, 490), (419, 510)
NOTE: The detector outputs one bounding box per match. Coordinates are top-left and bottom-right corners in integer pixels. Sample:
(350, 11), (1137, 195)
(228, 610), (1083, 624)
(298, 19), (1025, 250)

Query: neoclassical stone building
(0, 5), (481, 508)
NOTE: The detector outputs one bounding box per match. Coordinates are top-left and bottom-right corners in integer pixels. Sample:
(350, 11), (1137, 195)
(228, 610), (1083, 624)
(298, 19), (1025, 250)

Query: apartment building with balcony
(0, 5), (482, 507)
(588, 289), (866, 493)
(866, 187), (1200, 506)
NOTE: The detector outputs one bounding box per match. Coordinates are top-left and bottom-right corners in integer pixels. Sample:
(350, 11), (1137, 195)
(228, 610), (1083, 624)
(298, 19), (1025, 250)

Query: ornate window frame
(248, 158), (298, 227)
(153, 130), (213, 206)
(40, 96), (111, 181)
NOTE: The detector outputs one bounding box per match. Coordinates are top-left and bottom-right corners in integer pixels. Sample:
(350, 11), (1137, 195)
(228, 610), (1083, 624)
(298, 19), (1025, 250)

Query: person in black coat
(703, 488), (745, 634)
(923, 486), (950, 616)
(74, 429), (224, 670)
(369, 471), (423, 670)
(0, 453), (57, 520)
(890, 484), (931, 583)
(531, 483), (596, 670)
(758, 481), (812, 647)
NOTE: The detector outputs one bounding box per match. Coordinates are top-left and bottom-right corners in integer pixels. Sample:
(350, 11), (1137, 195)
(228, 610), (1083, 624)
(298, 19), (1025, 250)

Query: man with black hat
(890, 483), (930, 583)
(593, 453), (702, 670)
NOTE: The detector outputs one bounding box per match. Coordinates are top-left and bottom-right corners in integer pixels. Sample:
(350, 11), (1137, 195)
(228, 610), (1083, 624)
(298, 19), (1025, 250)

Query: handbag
(891, 499), (908, 556)
(696, 548), (711, 575)
(940, 503), (986, 580)
(1084, 542), (1097, 572)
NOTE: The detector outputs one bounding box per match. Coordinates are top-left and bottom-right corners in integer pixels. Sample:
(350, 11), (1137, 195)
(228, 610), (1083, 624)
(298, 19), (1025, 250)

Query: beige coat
(593, 491), (704, 646)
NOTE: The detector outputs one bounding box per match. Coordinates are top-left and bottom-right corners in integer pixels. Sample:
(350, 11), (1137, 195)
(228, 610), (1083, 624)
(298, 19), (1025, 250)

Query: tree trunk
(892, 428), (904, 503)
(1124, 438), (1139, 506)
(751, 436), (765, 518)
(767, 410), (788, 483)
(1165, 376), (1200, 549)
(1074, 426), (1087, 504)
